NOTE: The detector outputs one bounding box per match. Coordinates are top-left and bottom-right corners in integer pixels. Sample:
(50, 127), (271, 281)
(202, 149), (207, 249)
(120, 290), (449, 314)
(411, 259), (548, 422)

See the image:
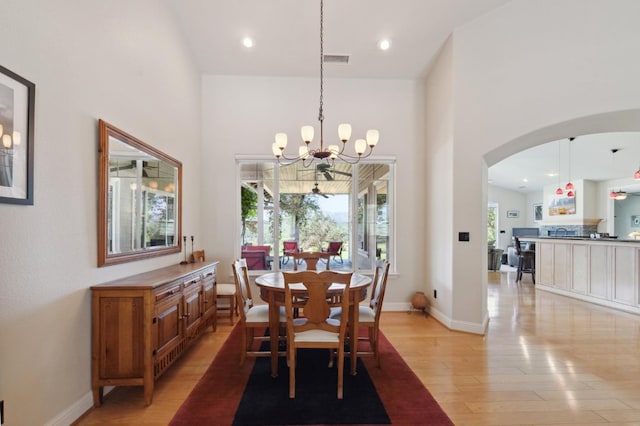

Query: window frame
(236, 156), (395, 274)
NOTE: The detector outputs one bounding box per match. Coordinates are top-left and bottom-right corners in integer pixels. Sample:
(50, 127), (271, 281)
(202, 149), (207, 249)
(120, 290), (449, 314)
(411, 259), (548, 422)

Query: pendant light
(634, 163), (640, 180)
(555, 140), (563, 195)
(609, 149), (628, 200)
(565, 137), (575, 198)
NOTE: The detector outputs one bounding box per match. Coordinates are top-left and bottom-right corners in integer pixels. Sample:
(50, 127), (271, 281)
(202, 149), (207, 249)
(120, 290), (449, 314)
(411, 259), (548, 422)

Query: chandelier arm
(336, 149), (373, 164)
(335, 146), (375, 161)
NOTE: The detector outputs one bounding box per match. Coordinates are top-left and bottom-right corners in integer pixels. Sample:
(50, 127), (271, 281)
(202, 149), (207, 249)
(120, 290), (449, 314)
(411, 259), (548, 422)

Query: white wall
(488, 185), (529, 250)
(425, 0), (640, 332)
(200, 75), (426, 310)
(425, 38), (454, 321)
(0, 1), (202, 425)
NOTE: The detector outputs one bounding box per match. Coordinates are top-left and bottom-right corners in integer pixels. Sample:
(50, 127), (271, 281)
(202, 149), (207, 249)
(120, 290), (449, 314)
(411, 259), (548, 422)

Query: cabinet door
(183, 277), (204, 336)
(612, 246), (636, 305)
(154, 286), (183, 355)
(571, 244), (589, 294)
(553, 243), (571, 289)
(96, 294), (145, 379)
(202, 270), (217, 324)
(537, 243), (553, 285)
(589, 245), (609, 299)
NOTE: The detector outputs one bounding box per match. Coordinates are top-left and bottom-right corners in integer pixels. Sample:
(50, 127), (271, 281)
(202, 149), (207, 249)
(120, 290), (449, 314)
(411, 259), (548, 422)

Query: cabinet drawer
(155, 284), (182, 302)
(183, 275), (202, 290)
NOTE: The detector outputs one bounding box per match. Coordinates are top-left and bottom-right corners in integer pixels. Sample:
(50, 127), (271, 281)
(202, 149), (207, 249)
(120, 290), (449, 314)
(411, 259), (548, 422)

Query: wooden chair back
(191, 249), (205, 262)
(292, 251), (330, 271)
(369, 260), (391, 323)
(232, 259), (252, 322)
(282, 270), (353, 398)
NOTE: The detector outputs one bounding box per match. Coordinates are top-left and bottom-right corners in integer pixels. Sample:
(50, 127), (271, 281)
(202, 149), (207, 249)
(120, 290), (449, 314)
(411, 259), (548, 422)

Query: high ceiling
(163, 0), (511, 80)
(162, 1), (639, 193)
(488, 132), (640, 193)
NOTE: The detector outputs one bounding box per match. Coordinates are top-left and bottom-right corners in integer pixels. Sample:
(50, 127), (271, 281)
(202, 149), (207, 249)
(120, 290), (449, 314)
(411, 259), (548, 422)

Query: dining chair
(232, 259), (286, 366)
(283, 270), (352, 399)
(292, 251), (330, 271)
(190, 250), (237, 325)
(330, 260), (390, 367)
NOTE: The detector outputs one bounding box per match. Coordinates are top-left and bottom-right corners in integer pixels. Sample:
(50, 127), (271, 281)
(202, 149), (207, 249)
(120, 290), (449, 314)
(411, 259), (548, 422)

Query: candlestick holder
(189, 235), (195, 263)
(180, 236), (188, 265)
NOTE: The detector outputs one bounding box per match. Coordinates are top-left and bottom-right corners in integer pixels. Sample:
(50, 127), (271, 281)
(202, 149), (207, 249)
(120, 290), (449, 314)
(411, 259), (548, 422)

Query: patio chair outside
(323, 241), (343, 264)
(282, 241), (299, 265)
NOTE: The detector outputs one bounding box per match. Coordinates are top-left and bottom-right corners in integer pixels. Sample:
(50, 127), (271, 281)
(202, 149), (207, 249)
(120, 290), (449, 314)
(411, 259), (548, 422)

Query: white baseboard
(410, 305), (488, 335)
(45, 386), (114, 426)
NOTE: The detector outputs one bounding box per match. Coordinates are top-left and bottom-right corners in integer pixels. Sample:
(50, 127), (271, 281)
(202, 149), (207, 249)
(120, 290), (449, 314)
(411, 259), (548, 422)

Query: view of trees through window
(238, 160), (393, 272)
(487, 203), (498, 247)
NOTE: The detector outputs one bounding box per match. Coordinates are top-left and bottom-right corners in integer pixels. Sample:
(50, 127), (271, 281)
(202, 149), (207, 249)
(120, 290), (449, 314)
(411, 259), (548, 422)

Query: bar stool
(514, 237), (535, 283)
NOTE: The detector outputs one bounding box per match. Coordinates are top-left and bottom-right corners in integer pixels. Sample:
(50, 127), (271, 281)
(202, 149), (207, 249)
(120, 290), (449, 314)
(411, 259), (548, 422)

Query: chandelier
(271, 0), (379, 166)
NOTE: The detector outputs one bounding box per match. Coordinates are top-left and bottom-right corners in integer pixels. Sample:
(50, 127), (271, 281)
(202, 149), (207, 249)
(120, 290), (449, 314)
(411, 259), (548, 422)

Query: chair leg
(337, 346), (344, 399)
(289, 347), (296, 399)
(372, 327), (380, 368)
(240, 327), (248, 366)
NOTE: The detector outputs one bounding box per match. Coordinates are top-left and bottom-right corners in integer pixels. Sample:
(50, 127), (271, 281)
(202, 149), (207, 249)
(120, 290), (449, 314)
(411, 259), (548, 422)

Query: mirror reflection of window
(99, 119), (181, 266)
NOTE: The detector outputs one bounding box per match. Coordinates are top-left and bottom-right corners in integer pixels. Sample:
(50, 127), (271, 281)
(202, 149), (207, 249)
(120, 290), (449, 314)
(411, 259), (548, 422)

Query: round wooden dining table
(255, 271), (372, 378)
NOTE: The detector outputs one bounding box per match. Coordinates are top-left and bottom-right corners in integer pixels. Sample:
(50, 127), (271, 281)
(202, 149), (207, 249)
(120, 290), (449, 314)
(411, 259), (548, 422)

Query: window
(238, 160), (394, 272)
(488, 203), (498, 247)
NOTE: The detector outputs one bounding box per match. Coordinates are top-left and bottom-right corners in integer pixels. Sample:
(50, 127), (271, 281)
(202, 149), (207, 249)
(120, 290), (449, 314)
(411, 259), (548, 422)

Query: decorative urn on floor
(411, 291), (429, 314)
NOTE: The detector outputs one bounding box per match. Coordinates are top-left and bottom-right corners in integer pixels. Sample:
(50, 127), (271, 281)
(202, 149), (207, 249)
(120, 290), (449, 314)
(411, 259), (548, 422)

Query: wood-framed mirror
(98, 119), (182, 267)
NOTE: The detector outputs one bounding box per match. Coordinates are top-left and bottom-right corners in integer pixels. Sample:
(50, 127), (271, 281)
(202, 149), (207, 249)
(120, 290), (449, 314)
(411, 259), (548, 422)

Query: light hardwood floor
(75, 270), (640, 425)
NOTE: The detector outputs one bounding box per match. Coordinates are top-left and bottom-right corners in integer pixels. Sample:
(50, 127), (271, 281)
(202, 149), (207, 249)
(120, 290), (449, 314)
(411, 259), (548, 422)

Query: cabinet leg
(144, 383), (154, 406)
(92, 386), (103, 407)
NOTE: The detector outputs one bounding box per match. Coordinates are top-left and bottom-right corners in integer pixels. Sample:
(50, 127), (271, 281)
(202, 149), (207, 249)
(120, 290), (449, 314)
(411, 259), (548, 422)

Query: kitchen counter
(526, 236), (640, 243)
(532, 238), (640, 315)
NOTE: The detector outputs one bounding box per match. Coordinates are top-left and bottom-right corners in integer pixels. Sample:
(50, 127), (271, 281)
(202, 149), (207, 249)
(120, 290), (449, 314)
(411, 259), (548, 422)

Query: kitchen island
(526, 237), (640, 314)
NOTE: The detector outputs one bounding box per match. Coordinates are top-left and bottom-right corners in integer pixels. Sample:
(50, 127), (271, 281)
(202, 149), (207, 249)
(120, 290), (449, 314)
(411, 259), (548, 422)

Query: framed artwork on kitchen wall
(0, 65), (35, 205)
(548, 194), (576, 216)
(533, 203), (543, 221)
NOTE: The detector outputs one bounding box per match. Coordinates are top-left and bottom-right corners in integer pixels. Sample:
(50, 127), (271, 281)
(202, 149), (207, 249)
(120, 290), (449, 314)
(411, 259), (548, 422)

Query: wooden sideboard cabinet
(91, 261), (219, 407)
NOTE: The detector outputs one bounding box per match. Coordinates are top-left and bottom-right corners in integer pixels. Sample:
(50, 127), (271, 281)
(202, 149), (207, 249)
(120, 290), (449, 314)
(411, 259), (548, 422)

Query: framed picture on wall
(506, 210), (519, 218)
(0, 65), (35, 205)
(533, 203), (543, 222)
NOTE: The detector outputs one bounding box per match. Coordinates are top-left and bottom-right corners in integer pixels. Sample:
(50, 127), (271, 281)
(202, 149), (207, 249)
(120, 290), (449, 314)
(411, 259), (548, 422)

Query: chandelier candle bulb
(366, 129), (379, 146)
(338, 123), (351, 142)
(2, 134), (11, 148)
(275, 133), (287, 150)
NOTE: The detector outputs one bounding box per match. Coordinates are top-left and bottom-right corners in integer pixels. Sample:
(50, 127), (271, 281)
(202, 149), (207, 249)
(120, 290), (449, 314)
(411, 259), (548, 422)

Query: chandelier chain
(271, 0), (379, 166)
(318, 0), (324, 146)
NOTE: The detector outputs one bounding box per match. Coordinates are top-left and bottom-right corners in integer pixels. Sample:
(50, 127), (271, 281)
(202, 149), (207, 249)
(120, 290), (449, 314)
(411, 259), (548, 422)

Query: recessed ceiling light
(546, 172), (558, 177)
(522, 178), (529, 183)
(378, 39), (390, 51)
(242, 37), (254, 48)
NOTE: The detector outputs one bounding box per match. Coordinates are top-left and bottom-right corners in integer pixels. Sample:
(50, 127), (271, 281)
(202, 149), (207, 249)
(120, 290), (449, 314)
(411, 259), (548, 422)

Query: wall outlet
(433, 289), (437, 299)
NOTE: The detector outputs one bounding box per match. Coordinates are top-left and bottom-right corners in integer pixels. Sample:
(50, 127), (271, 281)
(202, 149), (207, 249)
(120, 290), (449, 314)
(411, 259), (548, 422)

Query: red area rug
(170, 324), (452, 425)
